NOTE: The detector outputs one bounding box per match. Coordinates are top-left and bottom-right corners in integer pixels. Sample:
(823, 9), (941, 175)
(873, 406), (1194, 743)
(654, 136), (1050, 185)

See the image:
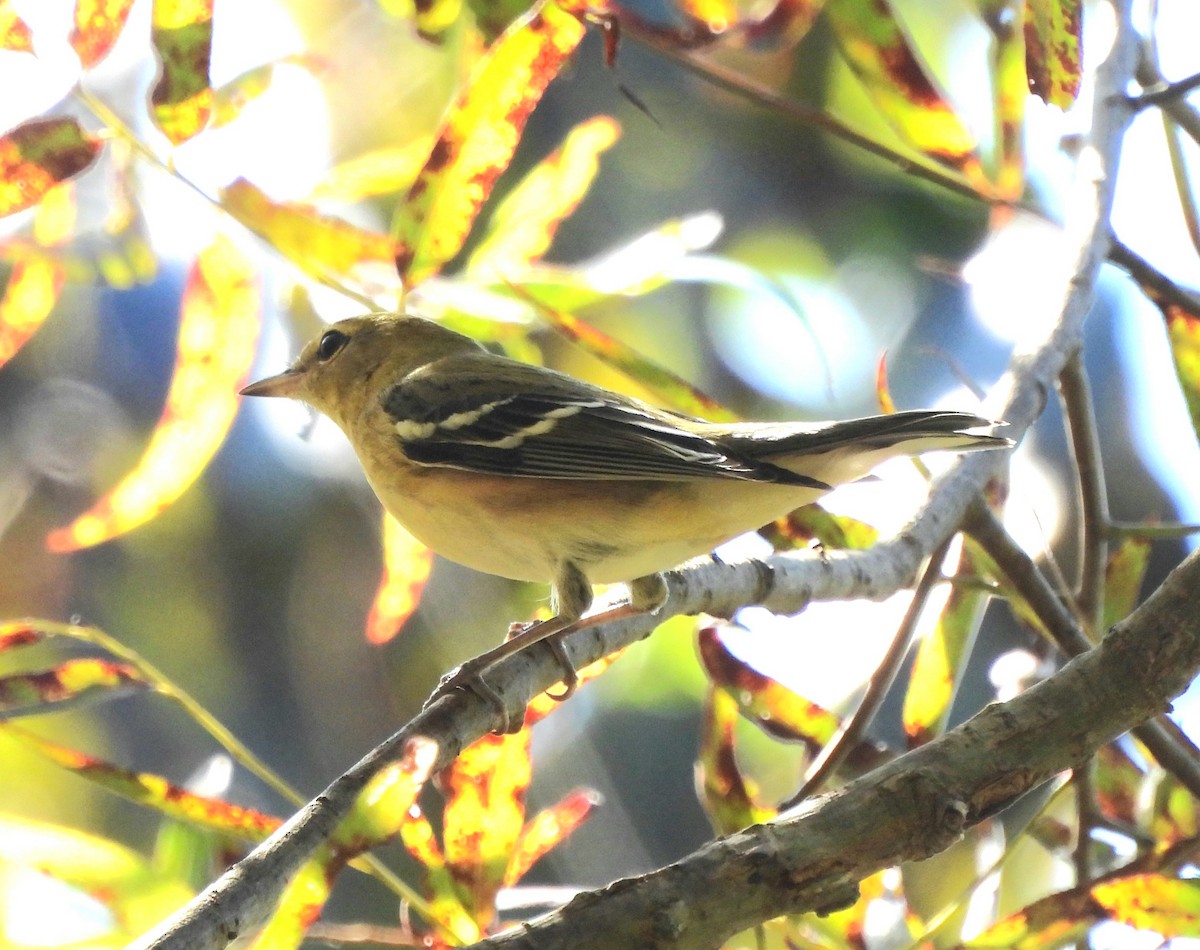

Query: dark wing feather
(382, 355), (827, 486)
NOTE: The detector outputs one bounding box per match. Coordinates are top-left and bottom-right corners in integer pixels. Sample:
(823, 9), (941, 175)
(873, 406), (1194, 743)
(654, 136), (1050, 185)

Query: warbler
(242, 312), (1008, 726)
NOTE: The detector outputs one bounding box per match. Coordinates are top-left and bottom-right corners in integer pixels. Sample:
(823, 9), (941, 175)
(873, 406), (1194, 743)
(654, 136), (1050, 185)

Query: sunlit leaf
(0, 3), (32, 52)
(518, 291), (735, 421)
(697, 625), (840, 754)
(0, 117), (101, 219)
(465, 0), (539, 41)
(697, 687), (775, 835)
(7, 728), (282, 841)
(0, 622), (45, 652)
(149, 0), (215, 144)
(1023, 0), (1082, 109)
(211, 54), (327, 128)
(744, 0), (824, 47)
(963, 892), (1092, 949)
(310, 137), (436, 201)
(335, 737), (437, 852)
(1166, 308), (1200, 441)
(221, 177), (395, 285)
(0, 182), (75, 367)
(442, 728), (531, 924)
(505, 788), (600, 884)
(677, 0), (738, 35)
(1100, 538), (1149, 631)
(469, 116), (621, 279)
(1092, 875), (1200, 937)
(760, 504), (879, 551)
(248, 857), (332, 950)
(526, 648), (625, 722)
(392, 0), (587, 286)
(0, 658), (146, 718)
(366, 514), (434, 644)
(70, 0), (137, 67)
(0, 814), (194, 939)
(47, 235), (261, 551)
(1150, 774), (1200, 847)
(399, 806), (483, 943)
(903, 543), (988, 746)
(981, 0), (1027, 200)
(824, 0), (983, 178)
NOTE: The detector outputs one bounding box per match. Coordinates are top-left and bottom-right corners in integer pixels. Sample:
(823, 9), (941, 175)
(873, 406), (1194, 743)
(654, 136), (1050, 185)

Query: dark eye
(316, 329), (349, 362)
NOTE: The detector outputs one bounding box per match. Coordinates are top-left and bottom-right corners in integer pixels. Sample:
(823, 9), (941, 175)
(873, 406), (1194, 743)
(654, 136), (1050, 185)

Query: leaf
(697, 687), (775, 835)
(47, 235), (261, 551)
(392, 0), (587, 286)
(902, 543), (989, 747)
(310, 137), (437, 201)
(824, 0), (983, 177)
(149, 0), (215, 144)
(0, 182), (75, 368)
(442, 728), (532, 926)
(70, 0), (138, 67)
(0, 658), (147, 718)
(0, 2), (33, 52)
(505, 788), (600, 884)
(517, 290), (736, 421)
(0, 814), (194, 940)
(981, 0), (1027, 200)
(1166, 307), (1200, 440)
(7, 728), (282, 841)
(469, 115), (621, 279)
(676, 0), (738, 35)
(1092, 875), (1200, 937)
(1094, 742), (1143, 827)
(760, 504), (879, 551)
(1150, 774), (1200, 847)
(221, 177), (396, 285)
(1023, 0), (1082, 109)
(0, 622), (46, 652)
(1100, 538), (1150, 631)
(697, 625), (841, 754)
(211, 54), (327, 129)
(366, 514), (434, 644)
(335, 737), (437, 854)
(247, 857), (332, 950)
(0, 117), (102, 219)
(399, 805), (482, 943)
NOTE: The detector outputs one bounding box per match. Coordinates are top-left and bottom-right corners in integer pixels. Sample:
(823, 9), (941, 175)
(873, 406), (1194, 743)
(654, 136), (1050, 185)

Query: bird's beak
(240, 369), (303, 398)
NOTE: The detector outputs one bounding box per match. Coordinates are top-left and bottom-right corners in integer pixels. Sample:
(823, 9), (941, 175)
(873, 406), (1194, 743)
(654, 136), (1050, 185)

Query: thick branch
(134, 1), (1138, 947)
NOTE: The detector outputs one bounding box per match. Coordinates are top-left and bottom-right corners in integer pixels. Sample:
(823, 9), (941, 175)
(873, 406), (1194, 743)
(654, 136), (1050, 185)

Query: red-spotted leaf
(336, 737), (438, 854)
(400, 805), (482, 943)
(1092, 875), (1200, 937)
(366, 514), (433, 644)
(0, 3), (32, 52)
(0, 117), (102, 218)
(392, 0), (587, 286)
(697, 625), (841, 754)
(980, 0), (1027, 200)
(47, 235), (261, 551)
(247, 857), (332, 950)
(505, 788), (600, 884)
(760, 503), (879, 551)
(0, 182), (75, 367)
(697, 687), (775, 835)
(149, 0), (215, 144)
(0, 658), (147, 717)
(824, 0), (983, 179)
(70, 0), (137, 67)
(469, 115), (621, 279)
(1023, 0), (1082, 110)
(1094, 742), (1144, 827)
(963, 889), (1094, 949)
(0, 622), (46, 651)
(1101, 538), (1150, 631)
(441, 728), (531, 925)
(8, 727), (282, 840)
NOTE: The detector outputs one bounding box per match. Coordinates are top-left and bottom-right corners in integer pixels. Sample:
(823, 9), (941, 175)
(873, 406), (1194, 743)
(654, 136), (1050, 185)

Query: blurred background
(2, 0), (1200, 943)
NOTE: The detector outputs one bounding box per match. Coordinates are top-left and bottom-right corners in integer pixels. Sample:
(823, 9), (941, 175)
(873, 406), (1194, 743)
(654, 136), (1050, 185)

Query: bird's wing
(382, 354), (827, 485)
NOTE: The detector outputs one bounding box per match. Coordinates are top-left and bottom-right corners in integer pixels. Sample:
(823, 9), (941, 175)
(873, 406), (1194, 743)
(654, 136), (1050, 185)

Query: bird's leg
(427, 562), (592, 733)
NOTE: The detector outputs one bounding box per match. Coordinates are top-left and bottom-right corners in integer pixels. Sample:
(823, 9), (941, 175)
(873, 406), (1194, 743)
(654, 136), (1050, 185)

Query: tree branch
(132, 0), (1138, 946)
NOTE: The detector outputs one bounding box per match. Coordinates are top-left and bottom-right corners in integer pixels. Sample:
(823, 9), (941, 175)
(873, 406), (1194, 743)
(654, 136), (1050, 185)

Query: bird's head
(240, 312), (479, 426)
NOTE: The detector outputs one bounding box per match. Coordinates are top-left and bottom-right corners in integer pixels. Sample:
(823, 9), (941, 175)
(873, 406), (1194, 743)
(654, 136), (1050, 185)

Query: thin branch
(132, 1), (1139, 946)
(966, 503), (1200, 801)
(1058, 353), (1109, 632)
(782, 537), (955, 809)
(1136, 50), (1200, 152)
(1109, 236), (1200, 315)
(1134, 69), (1200, 107)
(1108, 520), (1200, 540)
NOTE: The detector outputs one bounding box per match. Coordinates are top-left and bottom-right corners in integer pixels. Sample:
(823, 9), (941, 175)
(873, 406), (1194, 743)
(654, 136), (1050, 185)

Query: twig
(1134, 69), (1200, 107)
(782, 537), (955, 809)
(966, 503), (1200, 801)
(1058, 353), (1108, 632)
(1109, 236), (1200, 315)
(1108, 520), (1200, 539)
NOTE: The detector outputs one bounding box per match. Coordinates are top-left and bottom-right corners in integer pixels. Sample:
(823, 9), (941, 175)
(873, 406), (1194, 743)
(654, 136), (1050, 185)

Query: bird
(241, 312), (1009, 730)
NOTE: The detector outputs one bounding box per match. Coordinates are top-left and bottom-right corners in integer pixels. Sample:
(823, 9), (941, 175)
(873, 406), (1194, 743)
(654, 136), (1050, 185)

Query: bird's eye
(316, 329), (349, 362)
